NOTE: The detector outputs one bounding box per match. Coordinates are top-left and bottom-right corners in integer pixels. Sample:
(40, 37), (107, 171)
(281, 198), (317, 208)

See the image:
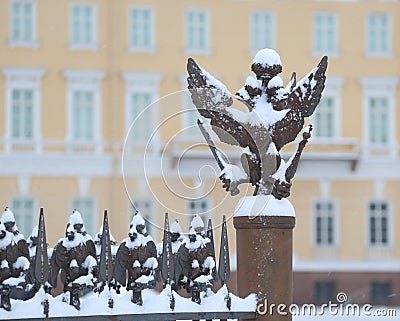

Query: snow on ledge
(234, 195), (295, 217)
(0, 286), (256, 319)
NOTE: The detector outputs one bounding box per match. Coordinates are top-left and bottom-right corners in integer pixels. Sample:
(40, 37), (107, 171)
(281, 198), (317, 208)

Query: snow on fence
(0, 208), (257, 321)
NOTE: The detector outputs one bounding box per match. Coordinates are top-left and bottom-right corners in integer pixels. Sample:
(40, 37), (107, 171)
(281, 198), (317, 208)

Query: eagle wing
(187, 58), (271, 151)
(271, 56), (328, 151)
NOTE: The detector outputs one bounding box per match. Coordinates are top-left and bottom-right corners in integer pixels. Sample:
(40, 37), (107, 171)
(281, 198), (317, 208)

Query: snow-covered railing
(0, 209), (257, 321)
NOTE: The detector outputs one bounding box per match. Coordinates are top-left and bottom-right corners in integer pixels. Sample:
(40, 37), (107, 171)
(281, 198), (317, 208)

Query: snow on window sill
(8, 40), (39, 49)
(128, 46), (156, 53)
(312, 50), (339, 58)
(184, 47), (212, 56)
(69, 43), (99, 52)
(364, 51), (393, 59)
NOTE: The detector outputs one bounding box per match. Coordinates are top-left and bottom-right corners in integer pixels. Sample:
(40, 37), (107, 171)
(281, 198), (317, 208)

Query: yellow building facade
(0, 0), (399, 304)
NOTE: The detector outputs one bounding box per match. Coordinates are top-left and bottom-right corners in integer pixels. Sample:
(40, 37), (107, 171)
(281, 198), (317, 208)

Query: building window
(313, 96), (335, 139)
(314, 281), (336, 304)
(185, 9), (210, 54)
(122, 72), (163, 150)
(250, 11), (275, 53)
(187, 198), (211, 228)
(70, 3), (97, 50)
(360, 77), (397, 156)
(11, 197), (35, 238)
(10, 0), (37, 47)
(366, 13), (391, 56)
(72, 197), (96, 236)
(72, 90), (95, 141)
(129, 6), (154, 52)
(313, 12), (338, 56)
(129, 92), (153, 142)
(371, 282), (392, 304)
(131, 199), (154, 236)
(2, 67), (45, 152)
(368, 97), (389, 146)
(64, 70), (105, 152)
(368, 201), (390, 247)
(314, 200), (336, 247)
(11, 89), (34, 140)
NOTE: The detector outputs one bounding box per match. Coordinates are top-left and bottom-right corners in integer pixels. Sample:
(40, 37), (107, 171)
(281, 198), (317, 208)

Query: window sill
(364, 51), (393, 59)
(128, 46), (156, 54)
(69, 43), (99, 52)
(8, 40), (40, 49)
(184, 48), (212, 56)
(312, 50), (339, 58)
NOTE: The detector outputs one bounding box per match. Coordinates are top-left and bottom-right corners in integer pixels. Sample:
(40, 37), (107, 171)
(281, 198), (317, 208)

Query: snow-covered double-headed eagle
(187, 49), (328, 197)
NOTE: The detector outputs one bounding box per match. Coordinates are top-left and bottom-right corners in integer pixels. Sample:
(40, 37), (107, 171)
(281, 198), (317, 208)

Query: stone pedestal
(234, 215), (295, 321)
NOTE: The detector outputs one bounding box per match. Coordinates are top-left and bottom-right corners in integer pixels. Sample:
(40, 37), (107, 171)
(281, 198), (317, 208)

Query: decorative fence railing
(0, 207), (256, 321)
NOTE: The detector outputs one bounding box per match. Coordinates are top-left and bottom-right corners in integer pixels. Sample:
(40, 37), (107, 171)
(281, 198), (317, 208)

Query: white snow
(183, 234), (210, 252)
(29, 225), (38, 238)
(135, 275), (154, 284)
(1, 259), (9, 268)
(236, 87), (250, 100)
(133, 260), (141, 268)
(13, 256), (30, 270)
(170, 220), (182, 234)
(130, 214), (145, 227)
(192, 260), (199, 269)
(234, 195), (295, 217)
(268, 76), (284, 89)
(70, 259), (78, 268)
(62, 230), (84, 249)
(143, 257), (158, 269)
(200, 67), (229, 92)
(253, 48), (281, 67)
(0, 285), (256, 318)
(267, 142), (278, 155)
(245, 75), (261, 88)
(82, 256), (97, 271)
(194, 274), (213, 284)
(218, 150), (248, 182)
(189, 215), (204, 230)
(272, 157), (287, 182)
(69, 210), (84, 226)
(3, 274), (26, 287)
(2, 207), (15, 223)
(203, 256), (216, 270)
(123, 230), (155, 250)
(74, 274), (94, 286)
(0, 226), (13, 250)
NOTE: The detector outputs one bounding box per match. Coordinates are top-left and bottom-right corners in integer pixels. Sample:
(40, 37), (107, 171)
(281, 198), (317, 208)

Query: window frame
(2, 67), (45, 152)
(312, 199), (339, 248)
(312, 11), (339, 57)
(249, 11), (276, 55)
(310, 77), (344, 142)
(367, 199), (392, 248)
(360, 77), (397, 157)
(63, 70), (105, 153)
(365, 13), (392, 58)
(128, 5), (155, 53)
(185, 8), (211, 55)
(10, 196), (36, 238)
(9, 0), (38, 48)
(122, 72), (163, 150)
(69, 2), (98, 51)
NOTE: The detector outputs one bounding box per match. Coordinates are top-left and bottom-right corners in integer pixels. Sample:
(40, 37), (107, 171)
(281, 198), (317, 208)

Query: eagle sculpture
(187, 49), (328, 198)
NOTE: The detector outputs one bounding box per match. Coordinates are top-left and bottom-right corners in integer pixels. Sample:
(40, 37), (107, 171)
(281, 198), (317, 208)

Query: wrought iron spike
(206, 218), (217, 282)
(161, 213), (174, 286)
(99, 210), (114, 284)
(34, 208), (49, 286)
(218, 215), (230, 285)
